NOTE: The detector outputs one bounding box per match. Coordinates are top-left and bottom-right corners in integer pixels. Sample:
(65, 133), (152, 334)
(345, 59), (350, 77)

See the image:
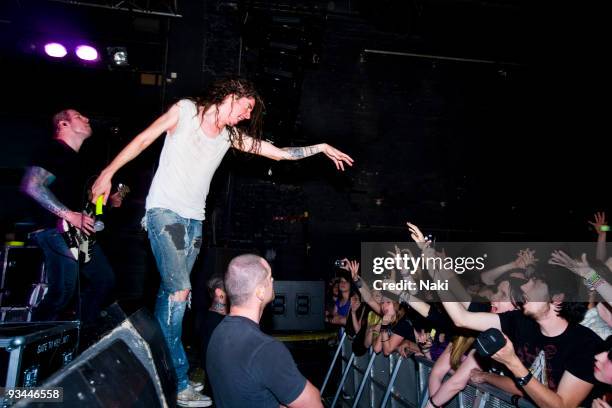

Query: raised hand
(549, 250), (592, 278)
(340, 259), (360, 281)
(387, 245), (415, 279)
(416, 329), (433, 354)
(588, 212), (608, 234)
(406, 222), (431, 250)
(321, 144), (354, 171)
(514, 248), (538, 269)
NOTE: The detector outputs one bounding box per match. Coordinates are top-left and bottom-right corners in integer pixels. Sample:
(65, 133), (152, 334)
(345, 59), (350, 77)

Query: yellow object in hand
(95, 195), (104, 215)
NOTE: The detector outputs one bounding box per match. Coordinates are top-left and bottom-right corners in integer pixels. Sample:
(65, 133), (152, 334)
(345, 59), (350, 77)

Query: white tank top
(145, 99), (232, 220)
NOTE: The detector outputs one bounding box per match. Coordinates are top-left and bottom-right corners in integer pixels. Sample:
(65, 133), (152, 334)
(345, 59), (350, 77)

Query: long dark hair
(189, 76), (264, 153)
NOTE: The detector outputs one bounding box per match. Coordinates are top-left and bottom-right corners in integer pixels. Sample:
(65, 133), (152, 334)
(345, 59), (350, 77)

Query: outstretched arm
(21, 166), (95, 233)
(91, 104), (180, 204)
(550, 251), (612, 306)
(236, 136), (354, 171)
(440, 301), (501, 332)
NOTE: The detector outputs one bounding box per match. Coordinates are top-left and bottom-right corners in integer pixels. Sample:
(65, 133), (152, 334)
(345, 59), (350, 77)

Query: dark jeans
(32, 228), (115, 323)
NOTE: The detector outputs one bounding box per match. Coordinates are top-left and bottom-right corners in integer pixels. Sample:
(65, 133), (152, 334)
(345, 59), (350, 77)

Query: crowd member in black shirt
(196, 274), (227, 401)
(440, 260), (602, 408)
(206, 254), (322, 408)
(345, 291), (370, 356)
(21, 109), (119, 323)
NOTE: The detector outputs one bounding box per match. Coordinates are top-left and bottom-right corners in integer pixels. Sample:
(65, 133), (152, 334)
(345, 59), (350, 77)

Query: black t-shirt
(200, 310), (225, 369)
(499, 310), (603, 391)
(29, 140), (90, 228)
(206, 315), (307, 408)
(392, 317), (416, 342)
(346, 304), (369, 357)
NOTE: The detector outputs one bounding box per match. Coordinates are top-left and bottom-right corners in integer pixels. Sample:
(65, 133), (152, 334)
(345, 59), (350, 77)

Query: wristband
(601, 225), (610, 232)
(583, 269), (604, 291)
(354, 277), (363, 288)
(515, 370), (533, 387)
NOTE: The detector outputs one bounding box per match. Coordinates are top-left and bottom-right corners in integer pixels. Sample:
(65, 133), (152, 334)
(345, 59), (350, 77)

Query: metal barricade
(323, 335), (537, 408)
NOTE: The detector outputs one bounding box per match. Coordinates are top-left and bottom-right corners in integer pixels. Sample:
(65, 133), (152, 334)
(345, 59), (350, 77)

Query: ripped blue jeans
(145, 208), (203, 393)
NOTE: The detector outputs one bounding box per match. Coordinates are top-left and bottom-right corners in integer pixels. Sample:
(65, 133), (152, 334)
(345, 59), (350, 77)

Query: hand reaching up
(514, 248), (538, 269)
(340, 258), (361, 282)
(588, 212), (608, 234)
(406, 222), (431, 250)
(549, 250), (592, 278)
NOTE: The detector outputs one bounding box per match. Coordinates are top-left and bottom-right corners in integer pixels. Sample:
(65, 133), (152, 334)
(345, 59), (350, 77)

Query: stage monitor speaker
(268, 281), (324, 331)
(14, 307), (176, 408)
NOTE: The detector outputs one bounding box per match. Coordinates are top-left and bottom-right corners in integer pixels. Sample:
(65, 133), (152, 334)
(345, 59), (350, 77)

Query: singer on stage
(90, 77), (353, 407)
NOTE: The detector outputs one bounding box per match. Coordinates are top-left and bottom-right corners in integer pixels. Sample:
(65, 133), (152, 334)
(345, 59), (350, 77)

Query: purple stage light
(75, 45), (98, 61)
(44, 43), (67, 58)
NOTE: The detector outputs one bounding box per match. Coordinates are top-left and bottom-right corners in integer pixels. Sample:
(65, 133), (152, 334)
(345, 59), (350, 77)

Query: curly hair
(189, 76), (264, 154)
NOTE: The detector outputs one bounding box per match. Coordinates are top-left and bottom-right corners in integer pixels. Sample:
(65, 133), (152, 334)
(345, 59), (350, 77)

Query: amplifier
(0, 322), (79, 389)
(268, 281), (325, 331)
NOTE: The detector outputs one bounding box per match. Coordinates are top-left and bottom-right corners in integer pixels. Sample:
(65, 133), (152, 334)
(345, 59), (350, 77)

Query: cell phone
(601, 225), (610, 232)
(334, 259), (347, 267)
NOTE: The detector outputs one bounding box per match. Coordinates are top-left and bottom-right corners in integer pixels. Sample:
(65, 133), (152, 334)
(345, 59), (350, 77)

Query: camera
(334, 259), (347, 268)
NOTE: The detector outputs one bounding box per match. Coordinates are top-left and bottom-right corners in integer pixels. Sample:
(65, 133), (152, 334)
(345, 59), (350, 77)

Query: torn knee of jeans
(169, 290), (190, 302)
(163, 223), (186, 250)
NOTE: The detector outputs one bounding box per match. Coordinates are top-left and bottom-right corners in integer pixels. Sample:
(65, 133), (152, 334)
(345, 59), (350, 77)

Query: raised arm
(91, 104), (180, 204)
(342, 259), (382, 315)
(481, 249), (536, 286)
(550, 251), (612, 306)
(588, 212), (608, 262)
(21, 166), (95, 234)
(440, 301), (501, 332)
(235, 137), (354, 171)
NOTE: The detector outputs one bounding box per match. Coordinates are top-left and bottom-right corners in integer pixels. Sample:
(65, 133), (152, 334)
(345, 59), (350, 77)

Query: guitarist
(21, 109), (119, 323)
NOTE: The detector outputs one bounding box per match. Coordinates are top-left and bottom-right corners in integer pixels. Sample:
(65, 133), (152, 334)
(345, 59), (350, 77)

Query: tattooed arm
(235, 136), (354, 171)
(21, 166), (95, 233)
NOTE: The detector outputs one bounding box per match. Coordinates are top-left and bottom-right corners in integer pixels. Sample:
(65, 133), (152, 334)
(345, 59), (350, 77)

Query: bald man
(206, 254), (322, 408)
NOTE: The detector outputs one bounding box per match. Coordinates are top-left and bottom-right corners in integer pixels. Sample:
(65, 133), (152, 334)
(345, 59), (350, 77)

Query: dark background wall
(0, 0), (608, 304)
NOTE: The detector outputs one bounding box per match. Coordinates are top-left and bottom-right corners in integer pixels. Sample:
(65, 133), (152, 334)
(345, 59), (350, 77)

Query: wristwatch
(515, 370), (533, 387)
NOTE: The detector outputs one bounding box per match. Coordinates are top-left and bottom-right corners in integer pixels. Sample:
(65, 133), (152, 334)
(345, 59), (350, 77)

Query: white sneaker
(177, 385), (212, 407)
(189, 380), (204, 392)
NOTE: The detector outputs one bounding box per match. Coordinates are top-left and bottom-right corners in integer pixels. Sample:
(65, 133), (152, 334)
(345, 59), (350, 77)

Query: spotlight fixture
(75, 45), (99, 61)
(44, 42), (67, 58)
(106, 47), (129, 66)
